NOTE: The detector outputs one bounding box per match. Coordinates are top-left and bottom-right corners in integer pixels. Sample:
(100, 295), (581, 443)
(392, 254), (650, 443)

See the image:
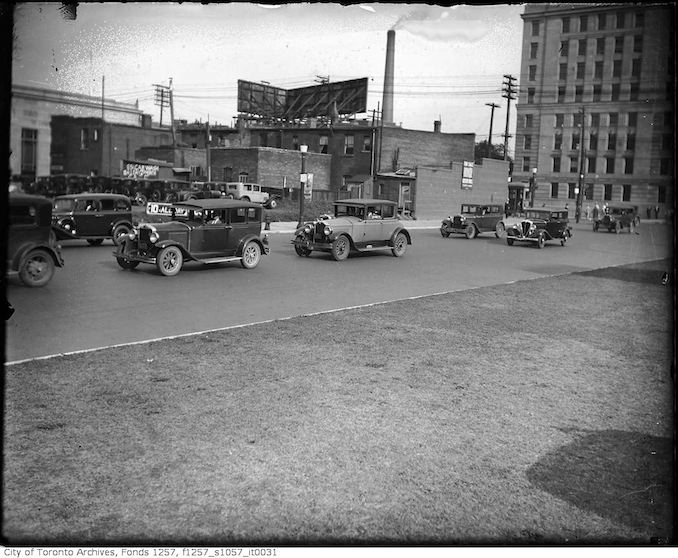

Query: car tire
(156, 246), (183, 276)
(506, 237), (514, 246)
(331, 235), (350, 261)
(112, 224), (131, 245)
(87, 239), (104, 246)
(135, 193), (147, 206)
(241, 241), (261, 269)
(465, 224), (477, 239)
(116, 257), (140, 270)
(495, 221), (505, 238)
(267, 199), (277, 209)
(537, 232), (545, 249)
(294, 237), (311, 257)
(440, 228), (450, 238)
(19, 249), (55, 287)
(241, 196), (250, 202)
(391, 232), (407, 257)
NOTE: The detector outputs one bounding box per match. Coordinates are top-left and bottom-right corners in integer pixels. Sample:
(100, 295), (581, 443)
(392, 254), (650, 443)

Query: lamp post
(297, 145), (308, 228)
(529, 167), (537, 208)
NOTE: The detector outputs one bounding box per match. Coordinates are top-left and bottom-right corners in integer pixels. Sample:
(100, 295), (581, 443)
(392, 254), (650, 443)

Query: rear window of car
(9, 204), (37, 226)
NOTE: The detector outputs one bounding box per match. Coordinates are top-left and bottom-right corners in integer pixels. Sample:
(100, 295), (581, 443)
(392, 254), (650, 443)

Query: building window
(598, 13), (606, 30)
(292, 135), (299, 150)
(554, 132), (563, 150)
(616, 12), (625, 29)
(585, 183), (594, 200)
(608, 132), (617, 151)
(591, 112), (600, 128)
(20, 128), (37, 175)
(527, 88), (535, 104)
(661, 133), (673, 151)
(614, 36), (624, 54)
(622, 184), (632, 201)
(626, 132), (636, 150)
(522, 156), (531, 172)
(596, 37), (605, 55)
(624, 158), (634, 175)
(555, 113), (564, 127)
(524, 135), (532, 150)
(562, 17), (570, 33)
(570, 157), (579, 173)
(606, 157), (615, 174)
(609, 112), (619, 126)
(635, 11), (644, 27)
(532, 21), (540, 36)
(362, 135), (372, 152)
(633, 35), (643, 53)
(611, 83), (620, 101)
(319, 135), (328, 154)
(525, 114), (533, 128)
(551, 182), (559, 198)
(630, 82), (639, 101)
(580, 15), (588, 32)
(578, 39), (587, 56)
(594, 61), (604, 79)
(80, 128), (89, 150)
(559, 63), (568, 80)
(553, 156), (561, 172)
(190, 165), (203, 177)
(604, 184), (613, 200)
(560, 41), (569, 57)
(568, 183), (577, 199)
(613, 59), (622, 78)
(576, 62), (585, 79)
(660, 159), (670, 175)
(344, 135), (354, 155)
(593, 84), (602, 101)
(529, 65), (537, 81)
(530, 42), (538, 58)
(590, 131), (599, 150)
(575, 85), (583, 102)
(658, 185), (666, 203)
(572, 132), (581, 150)
(628, 112), (638, 127)
(93, 129), (99, 142)
(558, 86), (566, 103)
(588, 156), (597, 173)
(573, 111), (583, 127)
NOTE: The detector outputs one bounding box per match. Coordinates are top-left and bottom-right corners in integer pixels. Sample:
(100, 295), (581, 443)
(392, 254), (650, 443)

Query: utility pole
(169, 77), (176, 148)
(101, 75), (105, 121)
(485, 102), (500, 157)
(501, 75), (517, 161)
(576, 106), (585, 223)
(153, 83), (170, 127)
(206, 118), (211, 182)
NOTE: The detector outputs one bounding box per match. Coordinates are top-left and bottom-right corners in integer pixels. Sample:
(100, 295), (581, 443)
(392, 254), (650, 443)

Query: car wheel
(135, 193), (147, 206)
(465, 224), (477, 239)
(537, 232), (545, 249)
(156, 246), (183, 276)
(151, 190), (161, 202)
(561, 235), (567, 246)
(112, 224), (131, 245)
(391, 232), (407, 257)
(116, 257), (140, 270)
(86, 239), (104, 246)
(19, 249), (55, 287)
(506, 237), (514, 246)
(440, 228), (450, 238)
(241, 241), (261, 269)
(331, 235), (350, 261)
(615, 221), (621, 234)
(294, 237), (311, 257)
(227, 194), (234, 199)
(495, 221), (505, 238)
(267, 199), (277, 209)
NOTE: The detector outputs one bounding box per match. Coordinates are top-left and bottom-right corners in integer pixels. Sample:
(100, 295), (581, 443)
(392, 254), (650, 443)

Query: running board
(199, 256), (242, 264)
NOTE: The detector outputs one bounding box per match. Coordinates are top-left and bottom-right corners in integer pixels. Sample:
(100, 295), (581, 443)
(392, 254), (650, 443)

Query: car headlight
(149, 232), (159, 243)
(324, 226), (332, 236)
(304, 225), (311, 234)
(128, 228), (137, 241)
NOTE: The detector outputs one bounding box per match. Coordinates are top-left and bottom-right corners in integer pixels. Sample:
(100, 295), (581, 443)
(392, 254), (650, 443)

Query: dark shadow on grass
(577, 259), (673, 285)
(526, 429), (674, 539)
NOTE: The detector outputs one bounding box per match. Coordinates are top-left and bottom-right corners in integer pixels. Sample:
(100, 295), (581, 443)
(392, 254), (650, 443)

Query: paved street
(5, 219), (672, 363)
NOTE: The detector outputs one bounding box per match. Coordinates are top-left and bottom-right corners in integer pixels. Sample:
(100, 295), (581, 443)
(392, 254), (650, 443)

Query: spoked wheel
(465, 224), (477, 239)
(294, 237), (311, 257)
(331, 235), (350, 261)
(391, 232), (408, 257)
(440, 228), (450, 238)
(135, 193), (147, 206)
(495, 221), (505, 238)
(506, 237), (514, 246)
(537, 233), (546, 249)
(156, 246), (183, 276)
(240, 241), (261, 269)
(19, 249), (55, 287)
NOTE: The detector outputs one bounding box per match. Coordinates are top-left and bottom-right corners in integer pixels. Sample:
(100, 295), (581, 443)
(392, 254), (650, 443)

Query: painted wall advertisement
(122, 160), (160, 179)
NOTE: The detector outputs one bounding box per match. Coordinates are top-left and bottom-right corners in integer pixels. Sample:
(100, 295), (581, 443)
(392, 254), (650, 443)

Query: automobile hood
(139, 221), (193, 232)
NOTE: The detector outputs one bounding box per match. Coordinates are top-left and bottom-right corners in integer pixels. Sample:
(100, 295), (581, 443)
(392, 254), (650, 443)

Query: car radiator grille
(452, 217), (464, 228)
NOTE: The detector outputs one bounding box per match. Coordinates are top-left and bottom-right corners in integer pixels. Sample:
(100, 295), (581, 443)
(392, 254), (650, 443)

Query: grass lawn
(2, 260), (674, 545)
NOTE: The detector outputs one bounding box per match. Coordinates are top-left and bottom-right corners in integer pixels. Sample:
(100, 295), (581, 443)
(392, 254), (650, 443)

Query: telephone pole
(485, 102), (500, 157)
(576, 106), (586, 223)
(501, 75), (517, 161)
(169, 77), (176, 148)
(153, 82), (170, 127)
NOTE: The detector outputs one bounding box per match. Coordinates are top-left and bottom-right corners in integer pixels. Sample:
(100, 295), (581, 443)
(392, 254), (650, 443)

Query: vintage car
(221, 182), (277, 208)
(7, 193), (64, 287)
(52, 193), (133, 245)
(440, 203), (505, 239)
(506, 208), (572, 248)
(292, 198), (411, 261)
(113, 199), (269, 276)
(593, 204), (640, 233)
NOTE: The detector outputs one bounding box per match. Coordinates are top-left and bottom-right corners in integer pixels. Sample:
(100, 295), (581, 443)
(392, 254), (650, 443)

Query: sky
(11, 2), (525, 151)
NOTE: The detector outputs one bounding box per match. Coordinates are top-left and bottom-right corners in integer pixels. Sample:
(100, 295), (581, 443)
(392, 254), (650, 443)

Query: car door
(200, 209), (230, 255)
(361, 204), (385, 245)
(75, 198), (103, 236)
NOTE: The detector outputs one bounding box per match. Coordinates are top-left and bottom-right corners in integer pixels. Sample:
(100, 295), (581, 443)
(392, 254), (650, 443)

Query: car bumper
(291, 237), (333, 252)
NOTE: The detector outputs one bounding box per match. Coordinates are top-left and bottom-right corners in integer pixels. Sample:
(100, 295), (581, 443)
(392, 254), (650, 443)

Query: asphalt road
(5, 220), (672, 363)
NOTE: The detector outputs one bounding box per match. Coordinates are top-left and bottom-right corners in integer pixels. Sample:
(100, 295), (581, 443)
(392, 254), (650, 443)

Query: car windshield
(53, 199), (75, 212)
(335, 204), (365, 218)
(172, 208), (203, 222)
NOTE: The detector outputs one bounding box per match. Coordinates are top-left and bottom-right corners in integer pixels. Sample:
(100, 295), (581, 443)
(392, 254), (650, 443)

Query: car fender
(390, 227), (412, 246)
(52, 219), (78, 239)
(236, 234), (269, 256)
(11, 242), (64, 271)
(109, 219), (134, 235)
(154, 239), (192, 259)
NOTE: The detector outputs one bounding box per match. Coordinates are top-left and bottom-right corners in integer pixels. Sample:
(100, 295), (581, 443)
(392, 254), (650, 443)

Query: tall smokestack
(382, 29), (395, 125)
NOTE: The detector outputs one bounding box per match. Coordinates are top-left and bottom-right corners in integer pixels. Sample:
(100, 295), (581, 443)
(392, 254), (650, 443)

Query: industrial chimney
(382, 29), (395, 125)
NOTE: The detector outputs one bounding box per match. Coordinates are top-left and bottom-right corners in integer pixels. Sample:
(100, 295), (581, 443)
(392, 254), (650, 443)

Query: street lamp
(529, 167), (537, 208)
(297, 145), (308, 228)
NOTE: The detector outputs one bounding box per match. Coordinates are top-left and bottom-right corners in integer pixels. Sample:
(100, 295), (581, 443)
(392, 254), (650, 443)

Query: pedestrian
(586, 204), (591, 220)
(593, 202), (600, 220)
(647, 206), (652, 219)
(655, 205), (660, 219)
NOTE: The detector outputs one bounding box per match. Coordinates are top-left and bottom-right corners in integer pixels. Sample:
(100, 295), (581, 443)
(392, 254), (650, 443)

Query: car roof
(54, 193), (130, 200)
(9, 193), (53, 206)
(334, 198), (397, 206)
(173, 198), (261, 210)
